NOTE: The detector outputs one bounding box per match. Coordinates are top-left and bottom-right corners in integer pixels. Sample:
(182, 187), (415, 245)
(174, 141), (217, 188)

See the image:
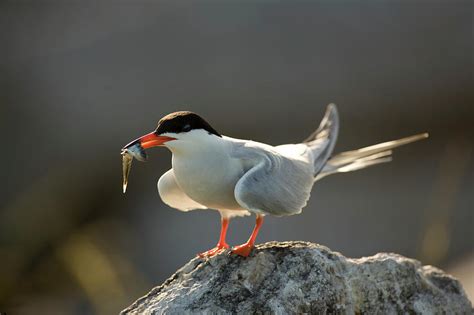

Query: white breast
(168, 131), (245, 210)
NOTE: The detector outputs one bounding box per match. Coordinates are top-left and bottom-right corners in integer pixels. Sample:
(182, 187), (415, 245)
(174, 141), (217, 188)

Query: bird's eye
(182, 124), (191, 132)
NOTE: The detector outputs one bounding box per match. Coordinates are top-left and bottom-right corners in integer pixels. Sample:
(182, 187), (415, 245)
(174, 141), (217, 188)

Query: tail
(304, 103), (339, 175)
(315, 133), (429, 181)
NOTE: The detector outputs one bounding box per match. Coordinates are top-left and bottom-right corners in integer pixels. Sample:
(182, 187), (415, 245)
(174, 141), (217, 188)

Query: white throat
(163, 129), (224, 156)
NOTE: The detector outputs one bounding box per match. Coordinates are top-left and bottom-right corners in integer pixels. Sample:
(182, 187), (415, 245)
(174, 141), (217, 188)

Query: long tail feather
(315, 133), (428, 181)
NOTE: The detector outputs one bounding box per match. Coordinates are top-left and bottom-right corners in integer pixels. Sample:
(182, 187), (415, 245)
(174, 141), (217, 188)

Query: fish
(121, 142), (148, 193)
(122, 150), (133, 193)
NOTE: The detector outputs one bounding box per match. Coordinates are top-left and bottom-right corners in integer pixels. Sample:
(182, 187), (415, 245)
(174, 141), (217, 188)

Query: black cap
(155, 111), (221, 137)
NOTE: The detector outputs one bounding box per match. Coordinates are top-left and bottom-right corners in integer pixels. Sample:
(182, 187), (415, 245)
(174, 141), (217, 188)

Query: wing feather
(233, 142), (314, 216)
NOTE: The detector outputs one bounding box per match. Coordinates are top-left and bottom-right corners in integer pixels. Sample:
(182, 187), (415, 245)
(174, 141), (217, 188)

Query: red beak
(123, 132), (176, 150)
(137, 132), (176, 149)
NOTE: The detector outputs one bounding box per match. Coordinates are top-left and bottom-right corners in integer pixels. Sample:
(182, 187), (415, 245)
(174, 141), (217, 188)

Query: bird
(121, 104), (428, 257)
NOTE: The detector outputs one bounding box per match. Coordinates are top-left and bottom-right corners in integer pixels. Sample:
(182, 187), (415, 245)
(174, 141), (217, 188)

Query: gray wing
(232, 141), (315, 217)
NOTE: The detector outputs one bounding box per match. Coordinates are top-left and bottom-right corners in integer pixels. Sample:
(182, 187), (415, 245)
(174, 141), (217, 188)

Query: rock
(121, 241), (472, 314)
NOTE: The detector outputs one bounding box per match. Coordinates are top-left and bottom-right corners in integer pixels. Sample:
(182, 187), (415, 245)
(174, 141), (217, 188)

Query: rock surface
(121, 241), (472, 314)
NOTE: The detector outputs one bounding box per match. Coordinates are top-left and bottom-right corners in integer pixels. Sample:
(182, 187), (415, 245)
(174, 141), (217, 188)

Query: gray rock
(121, 241), (472, 314)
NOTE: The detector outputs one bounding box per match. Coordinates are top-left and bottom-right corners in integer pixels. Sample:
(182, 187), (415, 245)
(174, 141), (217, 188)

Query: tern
(122, 104), (428, 257)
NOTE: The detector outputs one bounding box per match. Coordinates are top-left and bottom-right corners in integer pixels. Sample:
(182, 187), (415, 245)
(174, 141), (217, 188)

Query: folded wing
(233, 141), (315, 216)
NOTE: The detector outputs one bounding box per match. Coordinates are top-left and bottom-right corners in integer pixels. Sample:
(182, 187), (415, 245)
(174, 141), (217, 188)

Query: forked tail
(315, 133), (429, 181)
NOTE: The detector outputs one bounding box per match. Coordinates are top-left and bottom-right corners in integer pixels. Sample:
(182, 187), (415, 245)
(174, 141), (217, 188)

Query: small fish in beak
(121, 131), (176, 193)
(121, 142), (148, 193)
(121, 150), (133, 193)
(123, 141), (148, 162)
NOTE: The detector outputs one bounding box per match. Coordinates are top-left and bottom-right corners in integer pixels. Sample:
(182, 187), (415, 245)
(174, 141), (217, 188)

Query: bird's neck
(168, 133), (227, 158)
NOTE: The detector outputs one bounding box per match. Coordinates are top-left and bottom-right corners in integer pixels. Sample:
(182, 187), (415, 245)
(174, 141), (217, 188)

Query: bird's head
(122, 111), (221, 160)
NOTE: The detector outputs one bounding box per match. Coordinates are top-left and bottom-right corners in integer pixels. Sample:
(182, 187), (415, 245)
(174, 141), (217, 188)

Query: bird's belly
(172, 156), (244, 210)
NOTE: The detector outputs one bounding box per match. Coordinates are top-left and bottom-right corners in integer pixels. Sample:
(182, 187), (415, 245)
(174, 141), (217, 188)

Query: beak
(123, 132), (175, 150)
(122, 132), (175, 161)
(126, 132), (175, 149)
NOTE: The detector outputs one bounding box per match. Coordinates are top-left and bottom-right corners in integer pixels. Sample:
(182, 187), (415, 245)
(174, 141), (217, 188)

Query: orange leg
(198, 216), (230, 257)
(232, 215), (264, 257)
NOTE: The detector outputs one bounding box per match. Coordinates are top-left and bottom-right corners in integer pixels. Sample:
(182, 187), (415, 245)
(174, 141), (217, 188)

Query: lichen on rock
(121, 241), (472, 314)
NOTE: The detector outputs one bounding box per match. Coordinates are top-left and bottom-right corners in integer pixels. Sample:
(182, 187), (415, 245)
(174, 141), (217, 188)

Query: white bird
(122, 104), (428, 257)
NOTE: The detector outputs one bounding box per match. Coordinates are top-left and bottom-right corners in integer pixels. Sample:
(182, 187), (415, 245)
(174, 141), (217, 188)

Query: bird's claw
(197, 243), (230, 258)
(231, 243), (254, 257)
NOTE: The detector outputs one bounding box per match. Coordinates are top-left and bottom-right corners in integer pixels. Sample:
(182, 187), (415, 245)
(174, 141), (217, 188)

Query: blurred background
(0, 1), (472, 314)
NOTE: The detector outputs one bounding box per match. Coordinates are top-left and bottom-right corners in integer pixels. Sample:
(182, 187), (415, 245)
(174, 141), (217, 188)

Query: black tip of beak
(122, 139), (140, 150)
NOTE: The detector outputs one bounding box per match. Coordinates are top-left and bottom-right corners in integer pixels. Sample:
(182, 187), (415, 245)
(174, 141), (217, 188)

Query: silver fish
(125, 143), (147, 162)
(121, 142), (148, 193)
(122, 150), (133, 193)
